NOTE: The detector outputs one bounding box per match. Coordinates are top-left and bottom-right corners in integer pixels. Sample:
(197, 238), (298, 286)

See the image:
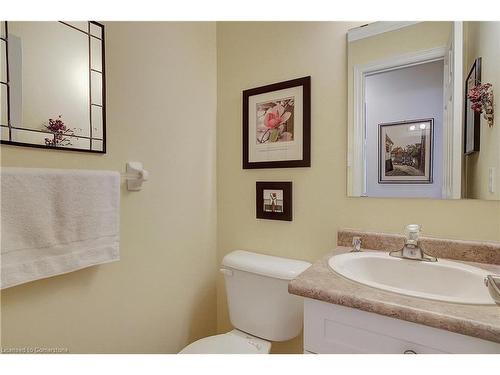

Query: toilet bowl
(179, 250), (311, 354)
(179, 329), (271, 354)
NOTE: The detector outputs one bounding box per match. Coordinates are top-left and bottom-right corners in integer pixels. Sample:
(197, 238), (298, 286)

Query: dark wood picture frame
(464, 57), (481, 155)
(378, 118), (434, 184)
(256, 181), (292, 221)
(243, 76), (311, 169)
(0, 21), (106, 154)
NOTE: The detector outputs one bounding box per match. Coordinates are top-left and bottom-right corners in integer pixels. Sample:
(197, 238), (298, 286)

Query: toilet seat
(179, 329), (272, 354)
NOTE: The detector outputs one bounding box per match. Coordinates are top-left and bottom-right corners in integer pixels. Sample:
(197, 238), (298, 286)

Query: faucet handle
(405, 224), (421, 246)
(351, 236), (362, 252)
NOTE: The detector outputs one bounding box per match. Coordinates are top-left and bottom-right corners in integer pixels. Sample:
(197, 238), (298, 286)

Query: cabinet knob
(404, 349), (417, 354)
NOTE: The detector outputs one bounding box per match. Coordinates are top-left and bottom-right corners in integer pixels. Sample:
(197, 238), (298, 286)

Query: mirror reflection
(463, 22), (498, 200)
(0, 21), (105, 153)
(347, 21), (499, 200)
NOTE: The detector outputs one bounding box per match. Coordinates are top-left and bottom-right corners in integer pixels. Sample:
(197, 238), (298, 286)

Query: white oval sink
(329, 252), (495, 305)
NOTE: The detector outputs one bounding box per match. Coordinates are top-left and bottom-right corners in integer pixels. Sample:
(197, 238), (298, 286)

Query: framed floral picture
(256, 181), (292, 221)
(243, 77), (311, 169)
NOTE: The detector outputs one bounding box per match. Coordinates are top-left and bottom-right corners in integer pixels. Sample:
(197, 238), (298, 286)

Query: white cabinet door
(304, 298), (500, 354)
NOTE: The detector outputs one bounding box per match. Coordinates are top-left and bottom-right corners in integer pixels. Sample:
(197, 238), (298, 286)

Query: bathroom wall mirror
(0, 21), (106, 153)
(347, 22), (499, 200)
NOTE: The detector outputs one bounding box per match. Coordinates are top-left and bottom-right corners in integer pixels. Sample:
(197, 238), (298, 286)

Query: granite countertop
(289, 246), (500, 343)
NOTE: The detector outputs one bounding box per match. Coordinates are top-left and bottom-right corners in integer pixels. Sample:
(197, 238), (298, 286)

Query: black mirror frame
(0, 21), (106, 154)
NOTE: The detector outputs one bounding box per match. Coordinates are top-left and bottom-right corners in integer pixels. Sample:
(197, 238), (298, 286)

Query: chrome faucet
(389, 224), (437, 262)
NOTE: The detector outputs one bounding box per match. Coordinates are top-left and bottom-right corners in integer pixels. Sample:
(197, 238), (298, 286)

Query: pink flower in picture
(256, 97), (295, 144)
(264, 104), (291, 129)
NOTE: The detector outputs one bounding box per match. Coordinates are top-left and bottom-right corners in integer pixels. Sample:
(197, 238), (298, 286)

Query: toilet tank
(221, 250), (311, 342)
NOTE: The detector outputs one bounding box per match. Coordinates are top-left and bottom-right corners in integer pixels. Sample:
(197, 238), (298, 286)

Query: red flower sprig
(468, 83), (492, 113)
(44, 115), (74, 147)
(467, 83), (494, 127)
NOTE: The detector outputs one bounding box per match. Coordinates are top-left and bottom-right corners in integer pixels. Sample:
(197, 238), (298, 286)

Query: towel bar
(122, 162), (148, 191)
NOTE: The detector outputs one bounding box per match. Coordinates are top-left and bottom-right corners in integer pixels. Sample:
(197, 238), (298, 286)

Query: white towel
(1, 167), (120, 289)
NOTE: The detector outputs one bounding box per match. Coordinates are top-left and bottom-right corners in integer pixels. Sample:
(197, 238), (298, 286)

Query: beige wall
(464, 21), (500, 200)
(216, 22), (500, 353)
(1, 22), (217, 353)
(348, 22), (451, 65)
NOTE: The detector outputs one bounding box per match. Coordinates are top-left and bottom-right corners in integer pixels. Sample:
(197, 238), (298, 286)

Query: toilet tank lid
(222, 250), (311, 281)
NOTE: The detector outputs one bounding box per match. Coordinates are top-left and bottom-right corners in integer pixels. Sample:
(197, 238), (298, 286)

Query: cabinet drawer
(304, 298), (500, 354)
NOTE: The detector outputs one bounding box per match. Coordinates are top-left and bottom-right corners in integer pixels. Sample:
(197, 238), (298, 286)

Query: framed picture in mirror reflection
(464, 57), (481, 155)
(378, 119), (434, 184)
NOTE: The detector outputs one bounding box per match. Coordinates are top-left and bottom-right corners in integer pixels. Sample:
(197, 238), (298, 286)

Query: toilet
(179, 250), (311, 354)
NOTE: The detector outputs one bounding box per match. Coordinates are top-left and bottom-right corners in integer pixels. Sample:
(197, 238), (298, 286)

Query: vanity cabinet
(303, 298), (500, 354)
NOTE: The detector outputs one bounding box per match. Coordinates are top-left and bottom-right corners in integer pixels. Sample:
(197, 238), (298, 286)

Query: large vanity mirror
(347, 22), (498, 200)
(0, 21), (105, 153)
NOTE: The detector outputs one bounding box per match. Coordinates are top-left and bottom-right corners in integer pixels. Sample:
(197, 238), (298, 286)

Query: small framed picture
(256, 182), (292, 221)
(464, 57), (481, 154)
(243, 77), (311, 169)
(378, 119), (433, 184)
